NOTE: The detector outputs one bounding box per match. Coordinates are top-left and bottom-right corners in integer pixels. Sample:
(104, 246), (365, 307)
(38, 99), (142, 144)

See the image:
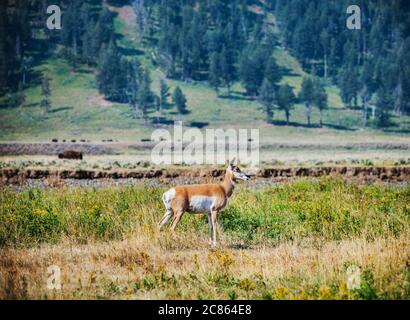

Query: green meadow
(0, 179), (409, 299)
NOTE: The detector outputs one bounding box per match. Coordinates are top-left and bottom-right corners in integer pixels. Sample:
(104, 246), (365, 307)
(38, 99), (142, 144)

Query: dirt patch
(1, 166), (409, 188)
(88, 94), (113, 108)
(106, 3), (136, 27)
(0, 143), (115, 156)
(2, 142), (409, 156)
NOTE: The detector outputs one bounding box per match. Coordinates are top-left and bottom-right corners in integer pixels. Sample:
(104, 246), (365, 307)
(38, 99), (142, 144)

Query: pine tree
(320, 30), (330, 79)
(239, 44), (269, 96)
(113, 57), (131, 103)
(209, 52), (221, 94)
(258, 78), (275, 124)
(173, 86), (188, 115)
(189, 12), (206, 75)
(16, 81), (25, 107)
(220, 46), (235, 94)
(95, 8), (115, 45)
(376, 85), (393, 128)
(96, 41), (119, 100)
(127, 60), (140, 119)
(81, 19), (96, 66)
(338, 70), (358, 108)
(264, 56), (280, 86)
(157, 78), (170, 123)
(360, 61), (376, 126)
(400, 38), (410, 115)
(350, 71), (360, 108)
(90, 8), (115, 62)
(277, 84), (296, 125)
(60, 1), (81, 69)
(133, 0), (147, 41)
(313, 79), (328, 127)
(40, 76), (51, 114)
(0, 2), (8, 95)
(299, 77), (315, 126)
(137, 68), (154, 123)
(159, 79), (170, 112)
(179, 31), (193, 81)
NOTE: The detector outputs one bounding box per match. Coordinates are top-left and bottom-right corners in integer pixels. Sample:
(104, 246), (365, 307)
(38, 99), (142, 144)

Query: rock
(58, 150), (83, 160)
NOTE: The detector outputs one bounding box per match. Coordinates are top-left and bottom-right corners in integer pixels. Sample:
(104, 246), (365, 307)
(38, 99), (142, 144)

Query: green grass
(0, 4), (409, 144)
(1, 179), (408, 246)
(0, 179), (409, 300)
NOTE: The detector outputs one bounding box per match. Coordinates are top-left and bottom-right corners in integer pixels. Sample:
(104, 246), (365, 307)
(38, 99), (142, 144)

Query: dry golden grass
(1, 233), (409, 300)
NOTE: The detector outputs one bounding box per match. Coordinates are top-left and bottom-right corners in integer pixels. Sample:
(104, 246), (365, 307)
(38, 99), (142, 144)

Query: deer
(158, 159), (250, 247)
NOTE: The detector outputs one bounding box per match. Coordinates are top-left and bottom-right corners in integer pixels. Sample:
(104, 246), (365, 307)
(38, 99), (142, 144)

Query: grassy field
(0, 4), (409, 145)
(1, 150), (410, 171)
(1, 179), (409, 299)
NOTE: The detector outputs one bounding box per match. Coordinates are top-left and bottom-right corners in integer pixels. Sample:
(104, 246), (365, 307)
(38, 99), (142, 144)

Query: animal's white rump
(162, 188), (176, 210)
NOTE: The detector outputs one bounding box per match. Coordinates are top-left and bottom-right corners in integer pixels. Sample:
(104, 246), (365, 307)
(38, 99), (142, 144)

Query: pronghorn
(158, 159), (250, 246)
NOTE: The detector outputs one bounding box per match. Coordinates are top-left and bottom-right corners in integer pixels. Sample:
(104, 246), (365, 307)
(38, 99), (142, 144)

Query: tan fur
(158, 163), (249, 247)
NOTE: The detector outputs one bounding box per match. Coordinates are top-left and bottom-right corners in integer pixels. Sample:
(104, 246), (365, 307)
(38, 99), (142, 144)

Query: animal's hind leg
(158, 209), (173, 232)
(170, 209), (184, 234)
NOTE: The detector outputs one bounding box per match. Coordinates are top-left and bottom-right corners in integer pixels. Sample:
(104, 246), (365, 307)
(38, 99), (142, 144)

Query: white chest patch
(189, 196), (216, 213)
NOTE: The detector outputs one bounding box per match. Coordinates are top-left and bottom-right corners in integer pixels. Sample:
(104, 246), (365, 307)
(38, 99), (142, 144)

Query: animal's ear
(229, 158), (236, 166)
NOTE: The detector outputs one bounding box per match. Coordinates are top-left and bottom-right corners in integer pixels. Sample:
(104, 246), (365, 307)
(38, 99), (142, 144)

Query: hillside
(0, 1), (409, 146)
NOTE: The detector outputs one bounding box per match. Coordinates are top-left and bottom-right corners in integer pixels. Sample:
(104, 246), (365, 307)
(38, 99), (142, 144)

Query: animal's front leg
(207, 213), (213, 245)
(211, 210), (218, 247)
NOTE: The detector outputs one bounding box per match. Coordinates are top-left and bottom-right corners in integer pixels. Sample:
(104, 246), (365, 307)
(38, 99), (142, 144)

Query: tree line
(273, 0), (410, 127)
(0, 0), (187, 123)
(2, 0), (409, 129)
(136, 0), (410, 128)
(135, 0), (289, 124)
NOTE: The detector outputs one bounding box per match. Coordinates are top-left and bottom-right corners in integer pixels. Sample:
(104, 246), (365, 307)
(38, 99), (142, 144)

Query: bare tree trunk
(394, 81), (403, 115)
(157, 101), (162, 125)
(133, 0), (147, 41)
(22, 70), (26, 87)
(361, 94), (367, 127)
(133, 104), (142, 119)
(319, 110), (323, 127)
(16, 34), (21, 60)
(306, 103), (311, 126)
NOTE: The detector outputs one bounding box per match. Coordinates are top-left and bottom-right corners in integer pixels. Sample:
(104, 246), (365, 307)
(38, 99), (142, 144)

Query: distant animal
(159, 159), (250, 247)
(58, 150), (83, 160)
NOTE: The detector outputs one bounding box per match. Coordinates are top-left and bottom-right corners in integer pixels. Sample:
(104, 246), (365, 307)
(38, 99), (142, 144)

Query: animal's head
(227, 158), (250, 181)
